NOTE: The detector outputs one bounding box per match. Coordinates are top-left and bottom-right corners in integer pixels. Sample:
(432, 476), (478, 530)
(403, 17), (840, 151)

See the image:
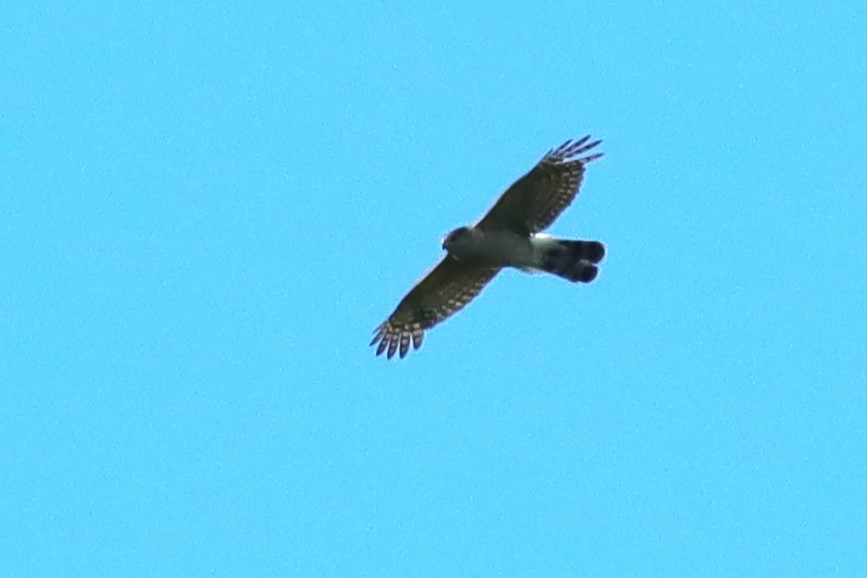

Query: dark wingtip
(370, 322), (386, 345)
(573, 134), (592, 147)
(546, 136), (603, 164)
(375, 337), (388, 357)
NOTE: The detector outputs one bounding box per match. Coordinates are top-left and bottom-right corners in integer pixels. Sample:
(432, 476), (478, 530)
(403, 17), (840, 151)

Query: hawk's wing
(370, 257), (500, 359)
(476, 136), (603, 236)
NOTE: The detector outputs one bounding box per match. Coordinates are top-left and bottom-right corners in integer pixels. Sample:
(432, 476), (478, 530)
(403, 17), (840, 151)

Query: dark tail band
(540, 240), (605, 283)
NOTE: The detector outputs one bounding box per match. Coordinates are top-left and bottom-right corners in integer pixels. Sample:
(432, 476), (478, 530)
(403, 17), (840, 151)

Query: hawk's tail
(537, 239), (605, 283)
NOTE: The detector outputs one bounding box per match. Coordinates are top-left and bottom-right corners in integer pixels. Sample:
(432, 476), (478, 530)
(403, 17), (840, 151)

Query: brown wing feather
(370, 257), (500, 359)
(476, 136), (603, 235)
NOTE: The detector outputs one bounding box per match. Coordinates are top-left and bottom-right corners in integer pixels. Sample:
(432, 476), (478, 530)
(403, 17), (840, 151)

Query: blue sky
(2, 1), (866, 576)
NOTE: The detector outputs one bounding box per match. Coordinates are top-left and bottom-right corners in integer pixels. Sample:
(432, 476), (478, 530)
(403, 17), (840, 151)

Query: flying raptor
(371, 136), (605, 359)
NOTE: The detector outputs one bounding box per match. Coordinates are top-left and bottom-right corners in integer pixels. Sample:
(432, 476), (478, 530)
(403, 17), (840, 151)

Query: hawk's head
(442, 226), (472, 254)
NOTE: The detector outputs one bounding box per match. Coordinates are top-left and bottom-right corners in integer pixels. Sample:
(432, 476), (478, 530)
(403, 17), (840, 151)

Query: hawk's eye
(448, 227), (469, 243)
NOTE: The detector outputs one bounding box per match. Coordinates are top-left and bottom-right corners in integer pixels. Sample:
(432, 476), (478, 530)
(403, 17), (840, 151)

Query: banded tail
(536, 238), (605, 283)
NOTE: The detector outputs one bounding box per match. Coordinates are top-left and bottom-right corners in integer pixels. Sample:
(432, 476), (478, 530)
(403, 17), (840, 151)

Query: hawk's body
(444, 227), (536, 268)
(371, 136), (605, 359)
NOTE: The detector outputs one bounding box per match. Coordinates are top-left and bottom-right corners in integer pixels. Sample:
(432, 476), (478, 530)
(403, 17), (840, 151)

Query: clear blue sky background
(3, 1), (866, 576)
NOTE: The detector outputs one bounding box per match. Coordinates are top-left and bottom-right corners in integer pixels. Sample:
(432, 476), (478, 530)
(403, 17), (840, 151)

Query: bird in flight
(371, 135), (606, 359)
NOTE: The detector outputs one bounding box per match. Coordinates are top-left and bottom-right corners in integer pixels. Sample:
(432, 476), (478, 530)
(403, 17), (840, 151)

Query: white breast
(450, 228), (535, 268)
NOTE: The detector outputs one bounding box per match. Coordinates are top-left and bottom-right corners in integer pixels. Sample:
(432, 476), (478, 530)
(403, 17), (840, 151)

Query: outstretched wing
(370, 257), (500, 359)
(476, 136), (603, 235)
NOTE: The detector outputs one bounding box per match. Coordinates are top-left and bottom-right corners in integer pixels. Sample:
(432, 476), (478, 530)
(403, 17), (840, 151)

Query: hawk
(371, 135), (605, 359)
